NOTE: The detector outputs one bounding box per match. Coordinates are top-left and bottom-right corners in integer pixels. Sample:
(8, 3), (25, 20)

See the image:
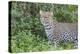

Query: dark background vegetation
(9, 1), (78, 53)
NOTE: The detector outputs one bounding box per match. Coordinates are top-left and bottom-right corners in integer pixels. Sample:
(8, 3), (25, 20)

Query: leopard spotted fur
(40, 10), (78, 48)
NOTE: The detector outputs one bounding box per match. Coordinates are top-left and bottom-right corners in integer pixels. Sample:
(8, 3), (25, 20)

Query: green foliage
(39, 3), (52, 11)
(59, 41), (74, 49)
(54, 5), (78, 23)
(11, 30), (52, 52)
(9, 1), (78, 53)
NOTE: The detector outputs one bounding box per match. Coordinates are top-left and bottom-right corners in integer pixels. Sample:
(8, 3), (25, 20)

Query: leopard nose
(44, 16), (48, 18)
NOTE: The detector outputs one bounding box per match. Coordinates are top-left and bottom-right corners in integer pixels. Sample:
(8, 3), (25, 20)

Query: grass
(10, 29), (75, 53)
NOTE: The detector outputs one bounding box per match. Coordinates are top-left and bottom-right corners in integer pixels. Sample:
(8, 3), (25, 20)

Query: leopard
(40, 10), (78, 49)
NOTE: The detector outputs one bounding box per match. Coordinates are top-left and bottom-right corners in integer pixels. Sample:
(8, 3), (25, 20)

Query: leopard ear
(40, 10), (42, 14)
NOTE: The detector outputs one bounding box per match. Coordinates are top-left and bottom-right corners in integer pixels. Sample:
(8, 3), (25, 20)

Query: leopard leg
(48, 38), (52, 45)
(73, 39), (78, 49)
(53, 38), (59, 49)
